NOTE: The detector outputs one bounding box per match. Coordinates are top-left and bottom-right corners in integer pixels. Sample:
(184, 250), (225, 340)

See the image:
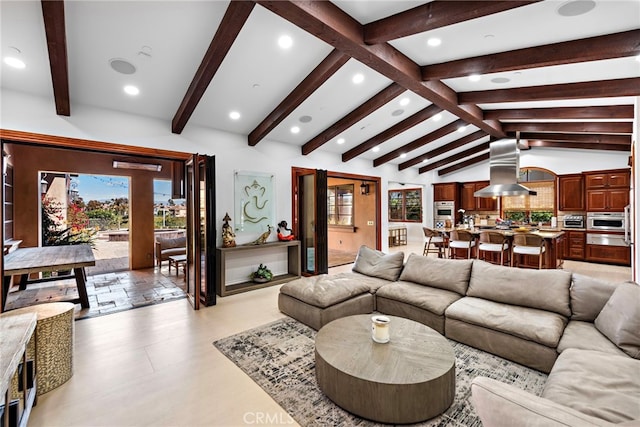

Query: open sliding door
(185, 154), (216, 309)
(292, 168), (328, 275)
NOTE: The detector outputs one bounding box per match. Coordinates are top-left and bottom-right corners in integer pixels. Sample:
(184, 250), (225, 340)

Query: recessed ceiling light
(109, 58), (136, 75)
(229, 111), (241, 120)
(457, 125), (467, 133)
(352, 73), (365, 84)
(422, 159), (428, 163)
(468, 74), (481, 82)
(557, 0), (596, 17)
(299, 115), (312, 123)
(400, 153), (407, 159)
(3, 57), (25, 69)
(399, 97), (410, 106)
(123, 85), (139, 96)
(336, 138), (345, 145)
(432, 113), (442, 121)
(278, 35), (293, 49)
(392, 109), (404, 117)
(290, 126), (300, 134)
(491, 77), (511, 84)
(427, 37), (442, 47)
(372, 146), (380, 153)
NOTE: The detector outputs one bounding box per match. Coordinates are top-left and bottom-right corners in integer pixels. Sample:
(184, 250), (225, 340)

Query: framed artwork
(234, 171), (275, 235)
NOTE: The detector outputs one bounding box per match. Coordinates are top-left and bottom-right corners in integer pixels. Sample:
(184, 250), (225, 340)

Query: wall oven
(434, 201), (455, 227)
(587, 212), (625, 232)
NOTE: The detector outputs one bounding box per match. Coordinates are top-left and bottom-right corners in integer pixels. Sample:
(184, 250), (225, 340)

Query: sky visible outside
(71, 174), (181, 204)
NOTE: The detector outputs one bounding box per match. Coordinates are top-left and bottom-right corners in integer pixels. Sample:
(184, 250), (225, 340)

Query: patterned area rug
(214, 317), (548, 426)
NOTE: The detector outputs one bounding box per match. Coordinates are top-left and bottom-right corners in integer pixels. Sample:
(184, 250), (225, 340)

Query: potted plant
(250, 263), (273, 283)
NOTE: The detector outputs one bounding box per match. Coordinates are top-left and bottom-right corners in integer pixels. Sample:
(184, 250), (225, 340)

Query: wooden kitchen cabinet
(585, 169), (630, 212)
(564, 230), (585, 260)
(558, 174), (584, 211)
(460, 181), (497, 211)
(433, 183), (458, 201)
(586, 244), (630, 265)
(585, 170), (630, 189)
(586, 188), (629, 212)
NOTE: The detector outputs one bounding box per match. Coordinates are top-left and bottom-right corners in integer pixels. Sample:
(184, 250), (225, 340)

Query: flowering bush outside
(42, 196), (96, 247)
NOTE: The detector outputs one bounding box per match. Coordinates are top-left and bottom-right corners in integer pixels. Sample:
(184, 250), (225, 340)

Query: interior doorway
(291, 167), (381, 274)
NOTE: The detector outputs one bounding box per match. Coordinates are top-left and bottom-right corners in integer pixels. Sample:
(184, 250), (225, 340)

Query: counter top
(438, 227), (565, 239)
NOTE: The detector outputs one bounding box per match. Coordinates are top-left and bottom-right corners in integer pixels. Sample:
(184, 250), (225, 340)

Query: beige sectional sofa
(278, 246), (640, 426)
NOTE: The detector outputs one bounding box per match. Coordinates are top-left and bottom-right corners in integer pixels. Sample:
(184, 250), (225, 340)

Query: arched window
(502, 168), (556, 224)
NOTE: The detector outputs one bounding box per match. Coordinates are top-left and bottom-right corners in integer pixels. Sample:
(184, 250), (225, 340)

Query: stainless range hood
(474, 139), (537, 197)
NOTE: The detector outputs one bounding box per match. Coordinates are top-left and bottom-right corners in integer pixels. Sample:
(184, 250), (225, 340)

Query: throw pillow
(595, 282), (640, 359)
(352, 245), (404, 281)
(569, 274), (620, 321)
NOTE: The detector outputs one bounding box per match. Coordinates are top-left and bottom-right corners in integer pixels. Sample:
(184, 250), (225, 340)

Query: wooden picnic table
(2, 244), (95, 311)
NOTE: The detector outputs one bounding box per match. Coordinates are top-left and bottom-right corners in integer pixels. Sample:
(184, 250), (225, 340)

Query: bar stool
(423, 227), (447, 258)
(477, 231), (510, 265)
(511, 233), (546, 269)
(448, 229), (476, 259)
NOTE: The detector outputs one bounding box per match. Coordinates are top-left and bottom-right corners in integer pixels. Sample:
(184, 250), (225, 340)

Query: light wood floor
(28, 243), (631, 426)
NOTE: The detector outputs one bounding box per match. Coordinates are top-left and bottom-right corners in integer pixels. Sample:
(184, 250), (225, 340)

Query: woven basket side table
(5, 302), (75, 395)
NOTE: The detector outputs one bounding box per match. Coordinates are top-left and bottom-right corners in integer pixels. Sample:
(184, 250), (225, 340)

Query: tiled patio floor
(4, 236), (187, 319)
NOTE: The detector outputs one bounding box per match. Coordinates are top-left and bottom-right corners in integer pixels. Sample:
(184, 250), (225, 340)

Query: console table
(216, 240), (301, 297)
(1, 313), (37, 427)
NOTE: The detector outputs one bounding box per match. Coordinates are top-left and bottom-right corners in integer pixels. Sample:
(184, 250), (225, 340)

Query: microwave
(434, 201), (455, 220)
(586, 212), (625, 232)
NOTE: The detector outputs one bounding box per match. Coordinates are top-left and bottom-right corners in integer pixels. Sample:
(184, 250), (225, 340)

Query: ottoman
(278, 274), (374, 330)
(5, 302), (75, 395)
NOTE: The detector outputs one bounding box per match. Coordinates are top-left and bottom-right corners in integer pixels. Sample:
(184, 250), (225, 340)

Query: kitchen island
(440, 227), (565, 269)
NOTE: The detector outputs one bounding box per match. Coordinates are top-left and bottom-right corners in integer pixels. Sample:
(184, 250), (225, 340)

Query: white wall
(2, 89), (634, 257)
(633, 97), (639, 282)
(0, 90), (430, 250)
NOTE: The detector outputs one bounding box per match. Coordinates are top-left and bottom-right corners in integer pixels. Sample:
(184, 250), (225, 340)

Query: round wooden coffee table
(315, 314), (455, 424)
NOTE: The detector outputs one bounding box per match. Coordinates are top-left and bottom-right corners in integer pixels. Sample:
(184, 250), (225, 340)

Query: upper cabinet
(585, 170), (630, 189)
(433, 183), (458, 202)
(584, 169), (630, 212)
(557, 174), (584, 211)
(460, 181), (498, 212)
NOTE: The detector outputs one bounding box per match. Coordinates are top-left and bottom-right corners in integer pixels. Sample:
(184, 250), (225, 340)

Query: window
(502, 168), (555, 224)
(327, 185), (353, 226)
(389, 188), (422, 222)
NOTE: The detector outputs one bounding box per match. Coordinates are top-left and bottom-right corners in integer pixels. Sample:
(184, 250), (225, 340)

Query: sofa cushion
(471, 377), (615, 427)
(398, 253), (472, 295)
(279, 274), (370, 309)
(376, 281), (462, 316)
(445, 297), (567, 347)
(329, 271), (392, 293)
(543, 349), (640, 423)
(468, 260), (572, 317)
(351, 245), (404, 281)
(594, 282), (640, 359)
(162, 247), (186, 257)
(570, 274), (620, 321)
(557, 321), (627, 356)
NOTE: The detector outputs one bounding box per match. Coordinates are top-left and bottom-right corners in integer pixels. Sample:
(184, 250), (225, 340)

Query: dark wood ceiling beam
(342, 104), (442, 162)
(515, 132), (631, 145)
(503, 122), (633, 134)
(172, 1), (255, 134)
(419, 142), (490, 173)
(527, 140), (630, 151)
(249, 49), (349, 146)
(301, 83), (405, 155)
(438, 153), (491, 176)
(423, 29), (640, 80)
(459, 77), (640, 104)
(484, 105), (634, 120)
(373, 119), (466, 167)
(363, 1), (538, 45)
(41, 0), (70, 116)
(256, 1), (505, 139)
(399, 130), (488, 170)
